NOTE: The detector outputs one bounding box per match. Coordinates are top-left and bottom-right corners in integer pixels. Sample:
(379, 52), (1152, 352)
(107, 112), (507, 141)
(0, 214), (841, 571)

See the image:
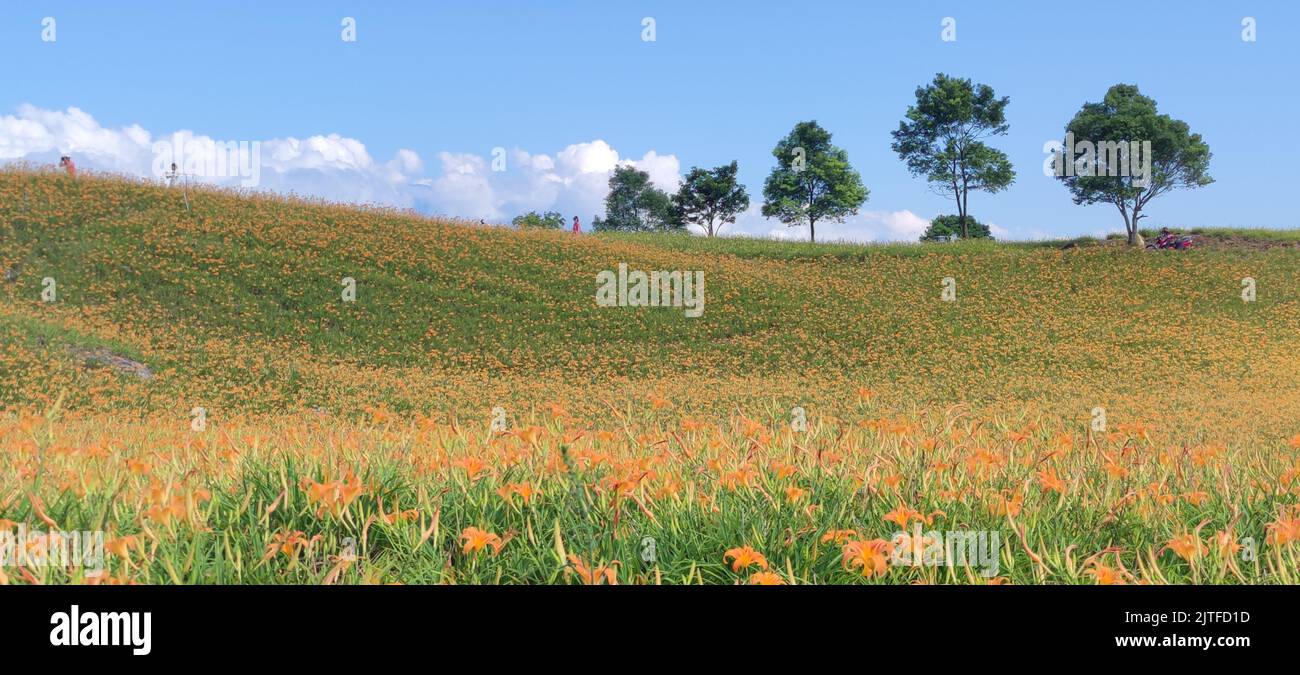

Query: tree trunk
(1118, 209), (1138, 247)
(809, 216), (816, 243)
(1130, 205), (1143, 247)
(1118, 201), (1138, 247)
(959, 190), (969, 239)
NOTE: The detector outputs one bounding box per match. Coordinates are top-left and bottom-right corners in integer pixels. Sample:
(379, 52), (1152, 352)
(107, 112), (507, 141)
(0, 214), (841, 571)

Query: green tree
(761, 121), (868, 243)
(593, 165), (680, 232)
(511, 210), (565, 229)
(1057, 84), (1213, 246)
(920, 214), (992, 242)
(673, 161), (750, 237)
(891, 73), (1015, 239)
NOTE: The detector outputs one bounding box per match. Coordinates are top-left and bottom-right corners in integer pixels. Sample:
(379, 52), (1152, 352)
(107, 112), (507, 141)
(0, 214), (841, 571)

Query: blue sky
(2, 1), (1297, 240)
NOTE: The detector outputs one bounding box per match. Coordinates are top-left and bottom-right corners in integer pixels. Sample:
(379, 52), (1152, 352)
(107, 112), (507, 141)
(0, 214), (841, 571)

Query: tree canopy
(921, 214), (992, 241)
(593, 165), (680, 232)
(1056, 84), (1212, 246)
(511, 210), (564, 230)
(760, 121), (868, 243)
(673, 161), (750, 237)
(891, 73), (1015, 239)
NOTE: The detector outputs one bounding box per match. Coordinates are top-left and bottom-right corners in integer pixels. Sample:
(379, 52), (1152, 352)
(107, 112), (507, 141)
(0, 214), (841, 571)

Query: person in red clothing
(572, 216), (581, 233)
(59, 155), (76, 178)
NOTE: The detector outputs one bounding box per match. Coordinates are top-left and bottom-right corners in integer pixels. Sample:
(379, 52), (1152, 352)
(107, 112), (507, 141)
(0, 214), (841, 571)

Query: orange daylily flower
(262, 530), (318, 561)
(497, 482), (541, 505)
(1165, 534), (1206, 562)
(1265, 509), (1300, 546)
(883, 505), (915, 529)
(1085, 563), (1125, 585)
(452, 456), (491, 481)
(1213, 530), (1243, 558)
(988, 491), (1024, 518)
(566, 554), (618, 585)
(842, 539), (892, 578)
(821, 529), (858, 545)
(1037, 468), (1066, 494)
(459, 527), (505, 555)
(513, 426), (545, 446)
(724, 545), (768, 572)
(105, 535), (141, 561)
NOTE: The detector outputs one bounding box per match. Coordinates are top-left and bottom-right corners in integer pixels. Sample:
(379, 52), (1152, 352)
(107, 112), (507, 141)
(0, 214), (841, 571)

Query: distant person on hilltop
(1149, 226), (1195, 251)
(572, 216), (581, 233)
(59, 155), (76, 178)
(165, 162), (180, 187)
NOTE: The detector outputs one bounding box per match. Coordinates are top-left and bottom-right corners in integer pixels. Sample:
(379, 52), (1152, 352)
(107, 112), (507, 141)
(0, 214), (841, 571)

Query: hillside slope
(2, 169), (1299, 435)
(5, 169), (1300, 585)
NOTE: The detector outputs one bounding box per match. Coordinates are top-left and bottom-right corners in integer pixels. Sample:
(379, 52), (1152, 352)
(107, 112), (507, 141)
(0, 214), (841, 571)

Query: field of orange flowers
(2, 169), (1299, 584)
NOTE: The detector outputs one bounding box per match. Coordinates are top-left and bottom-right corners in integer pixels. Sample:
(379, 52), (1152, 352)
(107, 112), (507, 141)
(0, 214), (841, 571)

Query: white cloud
(262, 134), (375, 173)
(0, 104), (153, 172)
(0, 105), (690, 223)
(0, 104), (425, 204)
(631, 150), (681, 193)
(555, 140), (620, 175)
(724, 203), (932, 243)
(2, 104), (946, 240)
(412, 139), (681, 222)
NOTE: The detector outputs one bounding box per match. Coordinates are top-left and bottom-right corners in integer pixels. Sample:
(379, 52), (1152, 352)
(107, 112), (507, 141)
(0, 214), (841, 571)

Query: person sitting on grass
(1151, 227), (1195, 250)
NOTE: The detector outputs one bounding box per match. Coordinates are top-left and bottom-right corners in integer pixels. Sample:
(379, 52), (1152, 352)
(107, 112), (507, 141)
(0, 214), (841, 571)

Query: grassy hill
(4, 169), (1300, 585)
(3, 168), (1299, 431)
